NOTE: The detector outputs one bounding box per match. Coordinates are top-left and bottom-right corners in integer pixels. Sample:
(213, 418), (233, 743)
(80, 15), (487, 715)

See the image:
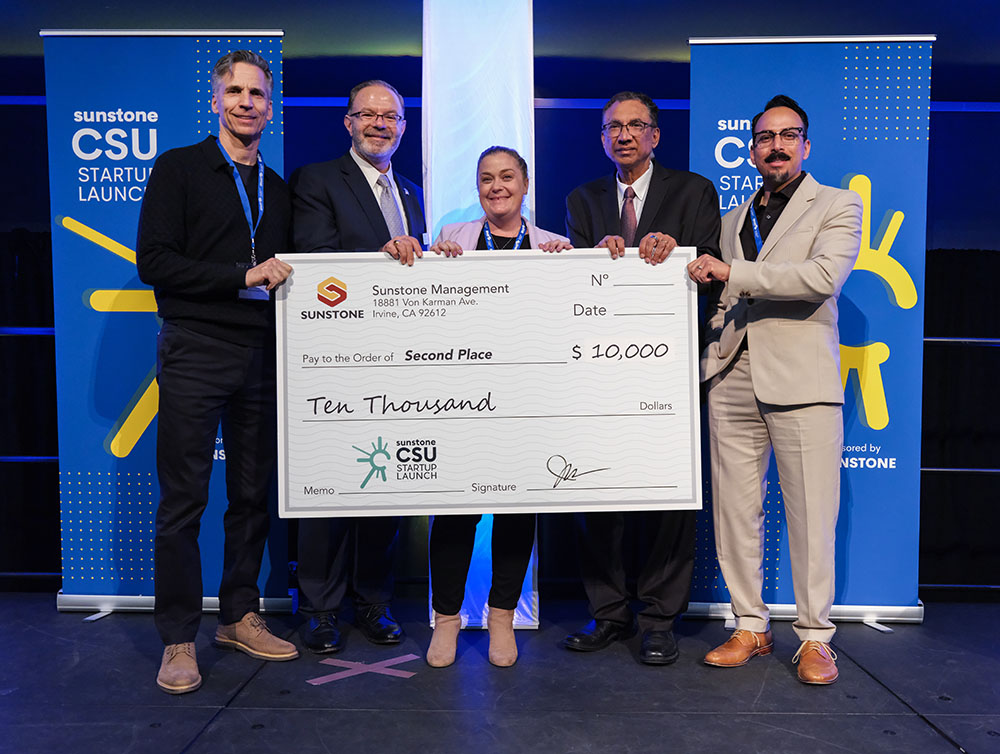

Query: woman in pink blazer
(430, 146), (571, 256)
(425, 147), (570, 669)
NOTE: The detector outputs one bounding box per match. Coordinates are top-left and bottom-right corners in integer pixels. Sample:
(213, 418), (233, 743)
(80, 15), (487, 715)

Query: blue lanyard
(482, 218), (527, 251)
(217, 139), (265, 265)
(748, 197), (765, 258)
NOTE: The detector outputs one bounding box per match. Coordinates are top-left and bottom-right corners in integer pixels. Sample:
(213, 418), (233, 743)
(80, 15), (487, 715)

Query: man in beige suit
(687, 95), (862, 685)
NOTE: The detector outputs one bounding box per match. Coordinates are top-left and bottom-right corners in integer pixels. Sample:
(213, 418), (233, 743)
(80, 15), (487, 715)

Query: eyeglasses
(753, 127), (805, 148)
(348, 111), (404, 126)
(601, 120), (653, 138)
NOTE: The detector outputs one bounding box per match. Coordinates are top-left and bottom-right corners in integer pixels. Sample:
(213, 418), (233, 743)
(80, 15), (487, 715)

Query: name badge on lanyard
(218, 140), (270, 300)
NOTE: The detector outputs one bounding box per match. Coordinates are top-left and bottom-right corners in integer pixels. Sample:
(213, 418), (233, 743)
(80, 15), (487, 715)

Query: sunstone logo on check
(317, 276), (347, 307)
(305, 275), (364, 319)
(353, 436), (439, 488)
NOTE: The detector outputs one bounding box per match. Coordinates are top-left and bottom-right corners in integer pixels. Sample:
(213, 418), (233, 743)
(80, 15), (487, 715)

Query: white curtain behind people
(422, 0), (538, 628)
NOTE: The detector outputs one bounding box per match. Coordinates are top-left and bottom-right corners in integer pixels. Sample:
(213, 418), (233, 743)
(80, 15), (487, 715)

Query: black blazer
(290, 151), (426, 252)
(565, 160), (721, 258)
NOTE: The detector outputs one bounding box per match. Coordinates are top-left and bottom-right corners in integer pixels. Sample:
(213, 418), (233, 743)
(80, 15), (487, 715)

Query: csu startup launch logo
(354, 437), (391, 489)
(353, 436), (441, 489)
(317, 276), (347, 307)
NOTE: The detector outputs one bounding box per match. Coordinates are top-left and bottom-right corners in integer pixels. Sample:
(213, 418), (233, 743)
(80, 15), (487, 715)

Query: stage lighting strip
(2, 95), (998, 110)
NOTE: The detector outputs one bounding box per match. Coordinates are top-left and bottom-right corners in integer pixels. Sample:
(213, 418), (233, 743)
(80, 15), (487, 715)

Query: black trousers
(296, 516), (400, 615)
(574, 509), (695, 631)
(429, 514), (536, 616)
(153, 323), (276, 645)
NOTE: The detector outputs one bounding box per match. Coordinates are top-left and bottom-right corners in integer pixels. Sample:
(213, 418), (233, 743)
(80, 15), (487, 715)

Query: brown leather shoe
(793, 640), (838, 684)
(215, 612), (299, 661)
(704, 629), (773, 667)
(156, 642), (201, 694)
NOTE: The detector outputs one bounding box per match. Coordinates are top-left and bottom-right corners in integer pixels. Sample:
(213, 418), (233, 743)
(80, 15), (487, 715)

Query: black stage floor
(1, 594), (997, 754)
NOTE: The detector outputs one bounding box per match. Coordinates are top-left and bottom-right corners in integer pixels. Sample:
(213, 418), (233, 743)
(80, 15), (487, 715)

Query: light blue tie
(376, 174), (406, 238)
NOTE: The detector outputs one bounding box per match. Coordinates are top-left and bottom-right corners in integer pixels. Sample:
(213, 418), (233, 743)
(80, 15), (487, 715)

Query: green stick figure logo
(354, 437), (391, 489)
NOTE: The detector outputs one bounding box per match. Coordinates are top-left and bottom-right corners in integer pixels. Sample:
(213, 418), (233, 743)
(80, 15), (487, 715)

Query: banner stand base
(55, 594), (923, 624)
(56, 592), (293, 614)
(687, 600), (924, 624)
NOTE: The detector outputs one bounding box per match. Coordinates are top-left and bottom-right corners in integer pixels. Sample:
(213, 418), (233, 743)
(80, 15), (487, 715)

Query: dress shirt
(739, 171), (808, 261)
(615, 160), (654, 227)
(348, 147), (409, 235)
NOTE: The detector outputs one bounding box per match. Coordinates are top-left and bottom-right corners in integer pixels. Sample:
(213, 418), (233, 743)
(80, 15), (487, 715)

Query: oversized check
(275, 249), (702, 517)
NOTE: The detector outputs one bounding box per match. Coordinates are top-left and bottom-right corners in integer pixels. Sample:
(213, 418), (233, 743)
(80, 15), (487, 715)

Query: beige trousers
(707, 348), (842, 642)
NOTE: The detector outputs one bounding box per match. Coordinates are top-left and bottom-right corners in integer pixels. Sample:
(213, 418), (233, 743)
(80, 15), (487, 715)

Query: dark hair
(347, 80), (405, 114)
(601, 91), (659, 127)
(477, 146), (529, 183)
(751, 94), (809, 139)
(211, 50), (273, 96)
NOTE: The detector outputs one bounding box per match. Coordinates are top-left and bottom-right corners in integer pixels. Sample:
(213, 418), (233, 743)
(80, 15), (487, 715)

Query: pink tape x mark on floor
(307, 653), (421, 685)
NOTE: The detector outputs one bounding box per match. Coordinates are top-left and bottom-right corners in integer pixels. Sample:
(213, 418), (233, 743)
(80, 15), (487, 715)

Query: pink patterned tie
(621, 186), (637, 247)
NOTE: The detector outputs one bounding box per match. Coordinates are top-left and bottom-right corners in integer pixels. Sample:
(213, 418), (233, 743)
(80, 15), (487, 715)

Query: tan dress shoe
(157, 642), (201, 694)
(704, 629), (773, 667)
(426, 612), (462, 668)
(793, 640), (838, 684)
(215, 612), (299, 661)
(487, 607), (518, 667)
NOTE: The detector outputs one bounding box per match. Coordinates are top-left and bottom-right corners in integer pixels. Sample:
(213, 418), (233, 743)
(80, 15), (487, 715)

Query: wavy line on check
(284, 445), (344, 457)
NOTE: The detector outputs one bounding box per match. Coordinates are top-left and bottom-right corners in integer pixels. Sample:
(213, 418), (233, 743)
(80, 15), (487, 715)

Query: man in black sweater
(137, 50), (297, 695)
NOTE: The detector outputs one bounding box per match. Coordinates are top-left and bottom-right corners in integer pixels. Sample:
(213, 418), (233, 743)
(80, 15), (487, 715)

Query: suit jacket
(435, 216), (569, 249)
(565, 160), (721, 257)
(701, 173), (863, 406)
(290, 151), (426, 252)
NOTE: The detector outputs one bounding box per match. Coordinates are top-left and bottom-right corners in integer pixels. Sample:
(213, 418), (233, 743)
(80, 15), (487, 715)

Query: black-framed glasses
(753, 127), (804, 148)
(601, 120), (653, 138)
(348, 111), (404, 126)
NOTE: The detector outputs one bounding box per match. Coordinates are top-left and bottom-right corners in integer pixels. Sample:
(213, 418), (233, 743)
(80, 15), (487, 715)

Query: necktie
(621, 185), (637, 247)
(376, 174), (406, 239)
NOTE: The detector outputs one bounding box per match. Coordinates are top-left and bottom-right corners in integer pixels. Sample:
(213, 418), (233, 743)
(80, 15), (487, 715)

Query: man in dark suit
(290, 80), (426, 654)
(562, 91), (720, 665)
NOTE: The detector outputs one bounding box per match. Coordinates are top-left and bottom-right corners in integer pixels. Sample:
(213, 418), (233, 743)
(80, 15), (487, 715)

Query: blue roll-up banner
(689, 36), (932, 621)
(41, 31), (290, 612)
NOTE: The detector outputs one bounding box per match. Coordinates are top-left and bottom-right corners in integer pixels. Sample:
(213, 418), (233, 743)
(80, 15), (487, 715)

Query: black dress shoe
(561, 619), (636, 652)
(639, 629), (679, 665)
(355, 604), (404, 645)
(299, 613), (344, 654)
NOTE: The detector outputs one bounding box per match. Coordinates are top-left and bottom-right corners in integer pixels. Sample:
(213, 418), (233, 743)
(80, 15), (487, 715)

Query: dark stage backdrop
(1, 53), (997, 597)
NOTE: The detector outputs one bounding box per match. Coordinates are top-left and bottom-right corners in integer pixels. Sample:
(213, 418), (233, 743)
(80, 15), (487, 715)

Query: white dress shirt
(349, 147), (410, 235)
(615, 160), (654, 227)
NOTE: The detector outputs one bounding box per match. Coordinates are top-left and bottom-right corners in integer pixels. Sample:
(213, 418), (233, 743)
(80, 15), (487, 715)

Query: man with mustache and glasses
(687, 95), (862, 684)
(290, 80), (425, 655)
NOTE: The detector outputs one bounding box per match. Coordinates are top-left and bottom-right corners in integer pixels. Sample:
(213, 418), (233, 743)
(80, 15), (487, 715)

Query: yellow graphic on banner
(60, 216), (136, 264)
(60, 215), (158, 458)
(847, 174), (917, 309)
(106, 371), (160, 458)
(88, 289), (157, 312)
(839, 174), (920, 431)
(840, 342), (891, 430)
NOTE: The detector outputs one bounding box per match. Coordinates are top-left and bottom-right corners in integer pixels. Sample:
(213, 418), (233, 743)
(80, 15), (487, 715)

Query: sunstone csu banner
(41, 31), (289, 611)
(689, 36), (933, 620)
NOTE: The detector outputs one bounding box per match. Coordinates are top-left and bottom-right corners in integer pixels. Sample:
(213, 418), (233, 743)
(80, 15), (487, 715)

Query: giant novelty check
(275, 249), (702, 517)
